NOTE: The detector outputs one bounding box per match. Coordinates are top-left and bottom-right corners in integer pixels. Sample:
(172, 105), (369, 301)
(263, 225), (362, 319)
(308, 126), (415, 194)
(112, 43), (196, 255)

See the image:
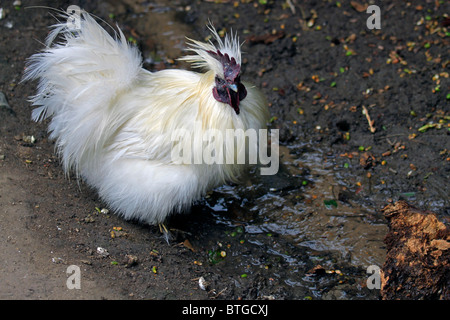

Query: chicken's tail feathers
(23, 10), (142, 172)
(24, 10), (142, 115)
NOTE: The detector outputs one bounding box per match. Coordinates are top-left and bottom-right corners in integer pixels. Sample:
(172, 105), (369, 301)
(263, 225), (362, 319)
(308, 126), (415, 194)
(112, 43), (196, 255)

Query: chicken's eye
(215, 77), (227, 92)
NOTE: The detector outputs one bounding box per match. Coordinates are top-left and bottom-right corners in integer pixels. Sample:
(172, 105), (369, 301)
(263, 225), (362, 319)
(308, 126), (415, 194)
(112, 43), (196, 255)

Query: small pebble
(198, 276), (208, 290)
(97, 247), (109, 257)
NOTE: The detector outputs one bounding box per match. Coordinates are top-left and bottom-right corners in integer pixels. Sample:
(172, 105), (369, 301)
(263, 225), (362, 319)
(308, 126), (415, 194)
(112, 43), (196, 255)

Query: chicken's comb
(207, 49), (241, 81)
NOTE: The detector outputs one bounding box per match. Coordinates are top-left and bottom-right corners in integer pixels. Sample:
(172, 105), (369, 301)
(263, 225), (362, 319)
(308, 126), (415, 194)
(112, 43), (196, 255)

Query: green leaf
(208, 249), (225, 264)
(401, 192), (415, 198)
(418, 123), (437, 133)
(324, 199), (338, 209)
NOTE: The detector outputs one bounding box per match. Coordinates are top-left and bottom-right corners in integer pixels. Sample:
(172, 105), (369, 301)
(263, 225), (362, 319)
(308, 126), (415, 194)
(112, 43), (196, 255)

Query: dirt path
(0, 166), (124, 299)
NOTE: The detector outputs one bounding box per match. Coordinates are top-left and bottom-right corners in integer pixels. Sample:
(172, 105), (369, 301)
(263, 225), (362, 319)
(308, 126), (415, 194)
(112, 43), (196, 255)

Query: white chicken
(24, 10), (269, 228)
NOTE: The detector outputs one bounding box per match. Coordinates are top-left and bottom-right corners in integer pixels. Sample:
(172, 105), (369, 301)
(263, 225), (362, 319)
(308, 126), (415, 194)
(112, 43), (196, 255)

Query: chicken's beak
(227, 83), (238, 92)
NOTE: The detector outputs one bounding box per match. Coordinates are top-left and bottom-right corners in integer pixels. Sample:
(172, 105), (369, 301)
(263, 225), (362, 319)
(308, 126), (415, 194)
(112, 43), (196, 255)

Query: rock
(198, 276), (208, 291)
(96, 247), (109, 257)
(381, 200), (450, 300)
(23, 135), (36, 144)
(124, 254), (138, 268)
(360, 151), (376, 169)
(306, 264), (326, 276)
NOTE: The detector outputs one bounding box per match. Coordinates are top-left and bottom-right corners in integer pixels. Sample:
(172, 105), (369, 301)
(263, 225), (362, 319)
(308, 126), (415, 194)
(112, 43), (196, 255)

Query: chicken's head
(208, 49), (247, 115)
(179, 24), (249, 115)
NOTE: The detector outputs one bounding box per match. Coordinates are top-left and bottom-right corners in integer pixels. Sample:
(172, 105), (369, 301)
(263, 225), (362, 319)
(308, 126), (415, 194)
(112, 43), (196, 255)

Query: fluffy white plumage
(24, 11), (269, 225)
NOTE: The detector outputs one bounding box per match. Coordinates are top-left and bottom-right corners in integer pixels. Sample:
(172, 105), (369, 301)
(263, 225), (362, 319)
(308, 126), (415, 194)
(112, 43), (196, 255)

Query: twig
(286, 0), (296, 14)
(362, 105), (376, 133)
(210, 287), (227, 299)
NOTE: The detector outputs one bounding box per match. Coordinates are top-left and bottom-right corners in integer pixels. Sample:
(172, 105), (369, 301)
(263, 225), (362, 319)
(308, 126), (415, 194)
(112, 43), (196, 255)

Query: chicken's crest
(207, 50), (240, 83)
(179, 24), (242, 81)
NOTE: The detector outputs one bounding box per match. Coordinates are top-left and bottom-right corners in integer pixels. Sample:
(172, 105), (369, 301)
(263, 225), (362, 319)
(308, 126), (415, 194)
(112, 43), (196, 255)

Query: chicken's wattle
(212, 76), (247, 114)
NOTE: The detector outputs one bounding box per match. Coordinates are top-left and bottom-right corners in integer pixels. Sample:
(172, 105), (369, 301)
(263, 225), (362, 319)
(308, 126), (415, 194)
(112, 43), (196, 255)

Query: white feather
(24, 11), (269, 225)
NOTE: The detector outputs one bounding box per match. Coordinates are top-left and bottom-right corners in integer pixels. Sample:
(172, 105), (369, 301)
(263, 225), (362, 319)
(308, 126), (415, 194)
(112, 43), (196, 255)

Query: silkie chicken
(24, 10), (269, 229)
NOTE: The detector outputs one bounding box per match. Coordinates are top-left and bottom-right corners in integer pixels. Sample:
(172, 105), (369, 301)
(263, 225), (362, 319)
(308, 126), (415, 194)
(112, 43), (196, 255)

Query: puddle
(204, 144), (388, 269)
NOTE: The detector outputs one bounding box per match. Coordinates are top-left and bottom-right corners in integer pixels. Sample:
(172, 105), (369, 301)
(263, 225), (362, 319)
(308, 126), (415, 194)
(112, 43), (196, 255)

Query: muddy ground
(0, 0), (448, 301)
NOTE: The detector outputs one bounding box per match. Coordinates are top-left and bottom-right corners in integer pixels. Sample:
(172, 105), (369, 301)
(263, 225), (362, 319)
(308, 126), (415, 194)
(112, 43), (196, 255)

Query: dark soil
(0, 0), (448, 301)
